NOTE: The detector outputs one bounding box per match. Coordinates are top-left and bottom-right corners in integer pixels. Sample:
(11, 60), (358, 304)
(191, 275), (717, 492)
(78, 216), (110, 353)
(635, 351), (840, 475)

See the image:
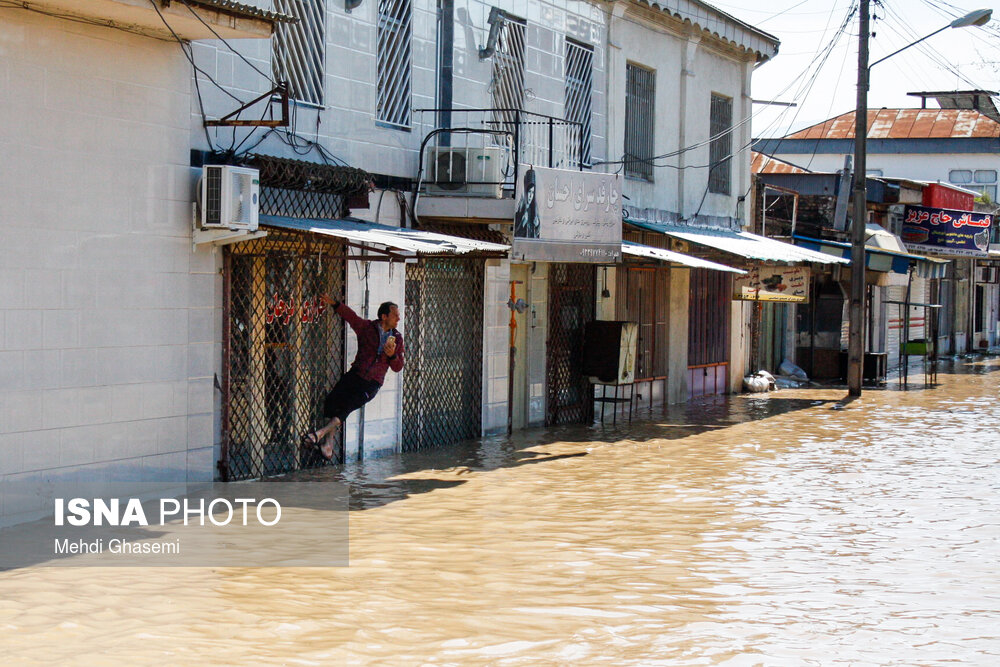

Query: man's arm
(321, 295), (368, 334)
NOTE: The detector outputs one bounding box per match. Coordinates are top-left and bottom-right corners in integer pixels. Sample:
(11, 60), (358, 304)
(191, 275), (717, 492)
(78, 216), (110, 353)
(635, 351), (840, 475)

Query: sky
(714, 0), (1000, 138)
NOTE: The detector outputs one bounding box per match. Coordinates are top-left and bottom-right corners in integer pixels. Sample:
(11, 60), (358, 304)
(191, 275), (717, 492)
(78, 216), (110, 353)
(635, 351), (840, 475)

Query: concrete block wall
(0, 11), (217, 513)
(341, 259), (406, 460)
(482, 259), (511, 435)
(190, 0), (607, 180)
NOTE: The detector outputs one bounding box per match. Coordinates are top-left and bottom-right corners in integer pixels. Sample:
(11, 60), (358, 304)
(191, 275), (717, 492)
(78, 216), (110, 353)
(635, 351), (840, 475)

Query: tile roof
(786, 108), (1000, 140)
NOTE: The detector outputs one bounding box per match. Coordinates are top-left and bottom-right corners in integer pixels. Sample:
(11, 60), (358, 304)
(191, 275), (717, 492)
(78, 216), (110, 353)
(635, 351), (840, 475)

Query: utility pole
(848, 0), (870, 396)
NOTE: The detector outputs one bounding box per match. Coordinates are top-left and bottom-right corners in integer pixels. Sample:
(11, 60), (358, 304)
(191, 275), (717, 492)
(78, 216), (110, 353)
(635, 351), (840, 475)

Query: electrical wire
(597, 1), (857, 172)
(147, 0), (245, 106)
(178, 0), (276, 85)
(0, 0), (175, 40)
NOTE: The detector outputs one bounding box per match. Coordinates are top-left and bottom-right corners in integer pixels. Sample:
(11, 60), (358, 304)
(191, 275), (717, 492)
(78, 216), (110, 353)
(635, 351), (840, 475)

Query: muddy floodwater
(2, 359), (1000, 665)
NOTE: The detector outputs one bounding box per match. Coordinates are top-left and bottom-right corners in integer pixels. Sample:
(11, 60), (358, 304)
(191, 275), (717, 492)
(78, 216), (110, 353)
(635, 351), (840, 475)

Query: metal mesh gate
(402, 258), (485, 452)
(547, 263), (595, 425)
(222, 231), (345, 480)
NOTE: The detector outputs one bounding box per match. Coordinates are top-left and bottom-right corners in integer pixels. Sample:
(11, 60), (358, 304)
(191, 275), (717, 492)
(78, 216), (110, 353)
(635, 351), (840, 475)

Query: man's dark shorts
(323, 370), (381, 422)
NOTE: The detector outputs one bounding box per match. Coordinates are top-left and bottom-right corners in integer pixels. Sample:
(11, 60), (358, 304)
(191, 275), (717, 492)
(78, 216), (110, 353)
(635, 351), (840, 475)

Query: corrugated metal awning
(646, 224), (849, 264)
(794, 235), (950, 278)
(623, 241), (746, 274)
(260, 215), (509, 256)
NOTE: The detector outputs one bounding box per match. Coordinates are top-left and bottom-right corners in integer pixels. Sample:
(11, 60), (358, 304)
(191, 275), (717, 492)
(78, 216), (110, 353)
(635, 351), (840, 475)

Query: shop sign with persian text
(901, 205), (992, 257)
(512, 165), (622, 263)
(733, 265), (810, 303)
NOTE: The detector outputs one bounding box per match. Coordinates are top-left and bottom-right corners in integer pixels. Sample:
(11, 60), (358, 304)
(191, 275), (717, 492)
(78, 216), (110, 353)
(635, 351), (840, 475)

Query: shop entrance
(402, 258), (485, 451)
(222, 232), (345, 480)
(547, 263), (595, 425)
(687, 268), (731, 397)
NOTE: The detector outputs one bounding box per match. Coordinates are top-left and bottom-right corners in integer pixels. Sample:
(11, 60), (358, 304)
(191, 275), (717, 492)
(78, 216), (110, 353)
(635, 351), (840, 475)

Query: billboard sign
(512, 165), (622, 263)
(733, 265), (810, 302)
(901, 204), (992, 257)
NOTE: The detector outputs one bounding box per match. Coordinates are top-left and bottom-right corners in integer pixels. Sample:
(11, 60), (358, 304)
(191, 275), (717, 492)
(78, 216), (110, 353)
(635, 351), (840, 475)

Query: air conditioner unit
(976, 266), (999, 283)
(424, 146), (506, 198)
(199, 165), (260, 231)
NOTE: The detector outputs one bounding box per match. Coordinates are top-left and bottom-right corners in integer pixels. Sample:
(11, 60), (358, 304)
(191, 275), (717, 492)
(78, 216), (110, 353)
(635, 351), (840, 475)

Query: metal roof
(650, 225), (849, 264)
(260, 216), (509, 256)
(189, 0), (296, 23)
(623, 241), (746, 274)
(793, 235), (950, 278)
(751, 152), (811, 174)
(785, 109), (1000, 140)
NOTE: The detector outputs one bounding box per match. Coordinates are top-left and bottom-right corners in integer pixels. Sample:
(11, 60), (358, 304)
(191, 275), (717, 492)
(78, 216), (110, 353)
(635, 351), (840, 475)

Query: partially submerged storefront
(623, 220), (847, 395)
(793, 232), (952, 378)
(219, 214), (507, 480)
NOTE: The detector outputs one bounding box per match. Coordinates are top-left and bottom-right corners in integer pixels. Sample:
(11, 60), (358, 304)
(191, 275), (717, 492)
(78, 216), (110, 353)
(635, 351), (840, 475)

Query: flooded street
(2, 358), (1000, 665)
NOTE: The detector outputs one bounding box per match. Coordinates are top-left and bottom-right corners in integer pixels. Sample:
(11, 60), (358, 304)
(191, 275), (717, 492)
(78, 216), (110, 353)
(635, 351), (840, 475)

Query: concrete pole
(848, 0), (870, 396)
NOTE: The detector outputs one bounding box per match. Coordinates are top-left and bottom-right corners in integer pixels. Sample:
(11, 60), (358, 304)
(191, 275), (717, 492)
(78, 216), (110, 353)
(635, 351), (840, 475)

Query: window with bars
(272, 0), (326, 106)
(377, 0), (412, 129)
(624, 63), (654, 181)
(564, 38), (593, 166)
(491, 14), (526, 132)
(708, 93), (733, 195)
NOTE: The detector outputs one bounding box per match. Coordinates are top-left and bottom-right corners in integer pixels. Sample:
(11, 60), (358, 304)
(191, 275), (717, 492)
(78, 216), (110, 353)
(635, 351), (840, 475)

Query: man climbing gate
(302, 295), (404, 462)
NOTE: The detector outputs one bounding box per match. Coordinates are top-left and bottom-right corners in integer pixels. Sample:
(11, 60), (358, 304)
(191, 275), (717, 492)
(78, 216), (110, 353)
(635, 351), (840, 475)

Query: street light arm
(869, 25), (948, 69)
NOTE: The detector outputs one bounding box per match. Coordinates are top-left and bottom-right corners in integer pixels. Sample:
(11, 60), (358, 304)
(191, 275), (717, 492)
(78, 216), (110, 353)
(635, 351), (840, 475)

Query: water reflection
(2, 358), (999, 665)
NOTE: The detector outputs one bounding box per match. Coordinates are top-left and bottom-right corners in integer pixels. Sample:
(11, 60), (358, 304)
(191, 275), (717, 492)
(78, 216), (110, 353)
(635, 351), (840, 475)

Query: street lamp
(847, 4), (993, 397)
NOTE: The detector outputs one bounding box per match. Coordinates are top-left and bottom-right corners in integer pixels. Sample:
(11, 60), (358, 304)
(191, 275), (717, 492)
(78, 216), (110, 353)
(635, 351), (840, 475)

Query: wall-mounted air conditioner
(425, 146), (506, 198)
(199, 165), (260, 231)
(976, 265), (999, 283)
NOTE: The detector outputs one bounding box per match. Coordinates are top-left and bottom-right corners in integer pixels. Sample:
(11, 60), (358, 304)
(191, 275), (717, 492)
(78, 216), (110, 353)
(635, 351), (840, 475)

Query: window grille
(624, 63), (654, 181)
(377, 0), (412, 128)
(564, 39), (593, 166)
(273, 0), (326, 106)
(708, 93), (733, 195)
(491, 14), (526, 134)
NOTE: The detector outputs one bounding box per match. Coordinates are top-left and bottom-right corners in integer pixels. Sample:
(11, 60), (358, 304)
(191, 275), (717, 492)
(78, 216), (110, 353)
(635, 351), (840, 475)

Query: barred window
(377, 0), (412, 129)
(272, 0), (326, 106)
(708, 93), (733, 195)
(491, 14), (526, 132)
(624, 63), (654, 181)
(564, 38), (593, 166)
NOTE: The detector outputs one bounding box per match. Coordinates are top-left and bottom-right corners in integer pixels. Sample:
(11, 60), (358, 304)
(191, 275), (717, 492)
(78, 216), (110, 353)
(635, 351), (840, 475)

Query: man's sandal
(301, 432), (333, 461)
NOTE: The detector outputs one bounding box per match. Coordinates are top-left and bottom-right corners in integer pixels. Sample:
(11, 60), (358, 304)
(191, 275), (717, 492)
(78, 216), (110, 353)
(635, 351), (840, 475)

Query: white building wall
(0, 11), (216, 501)
(192, 0), (607, 179)
(607, 7), (758, 226)
(482, 259), (511, 435)
(527, 263), (548, 426)
(769, 151), (1000, 188)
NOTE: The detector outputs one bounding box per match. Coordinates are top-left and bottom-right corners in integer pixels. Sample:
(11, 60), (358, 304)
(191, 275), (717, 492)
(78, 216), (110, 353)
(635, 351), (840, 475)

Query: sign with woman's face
(512, 164), (623, 263)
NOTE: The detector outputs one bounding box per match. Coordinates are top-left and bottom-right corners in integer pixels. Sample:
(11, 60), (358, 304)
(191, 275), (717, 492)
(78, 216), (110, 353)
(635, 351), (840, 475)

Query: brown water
(3, 359), (1000, 665)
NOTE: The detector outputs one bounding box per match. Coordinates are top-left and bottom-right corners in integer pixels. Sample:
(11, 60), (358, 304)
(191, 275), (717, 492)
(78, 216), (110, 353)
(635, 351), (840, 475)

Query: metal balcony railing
(414, 108), (585, 197)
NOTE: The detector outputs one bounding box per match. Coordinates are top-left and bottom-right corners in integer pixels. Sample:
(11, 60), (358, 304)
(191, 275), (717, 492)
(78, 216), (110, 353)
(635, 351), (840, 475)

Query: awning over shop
(260, 215), (509, 256)
(622, 241), (746, 274)
(793, 235), (949, 278)
(628, 220), (849, 264)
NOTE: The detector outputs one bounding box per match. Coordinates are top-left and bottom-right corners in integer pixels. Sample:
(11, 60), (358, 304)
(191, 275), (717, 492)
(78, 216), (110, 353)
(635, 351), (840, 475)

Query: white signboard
(733, 265), (811, 302)
(512, 165), (622, 263)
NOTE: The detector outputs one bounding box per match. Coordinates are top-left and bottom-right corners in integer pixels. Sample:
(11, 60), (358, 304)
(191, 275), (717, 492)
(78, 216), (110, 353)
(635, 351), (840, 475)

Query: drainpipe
(478, 7), (505, 60)
(437, 0), (454, 146)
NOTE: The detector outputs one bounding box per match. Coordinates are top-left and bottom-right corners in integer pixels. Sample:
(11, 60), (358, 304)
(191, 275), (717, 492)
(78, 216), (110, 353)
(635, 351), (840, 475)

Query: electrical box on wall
(199, 165), (260, 231)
